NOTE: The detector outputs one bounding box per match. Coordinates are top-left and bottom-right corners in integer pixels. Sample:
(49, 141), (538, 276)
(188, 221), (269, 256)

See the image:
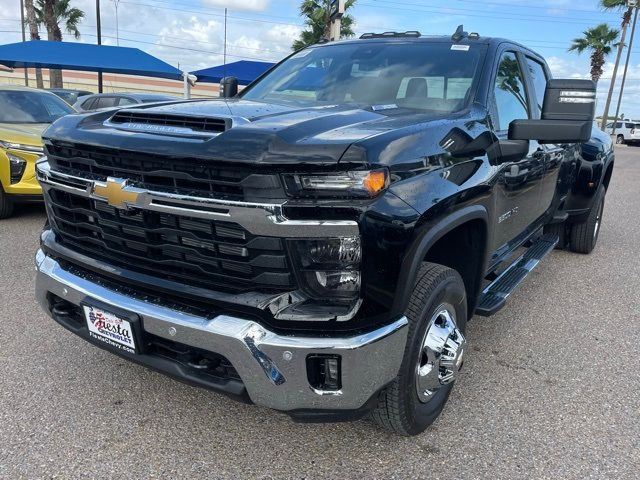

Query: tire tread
(370, 262), (461, 435)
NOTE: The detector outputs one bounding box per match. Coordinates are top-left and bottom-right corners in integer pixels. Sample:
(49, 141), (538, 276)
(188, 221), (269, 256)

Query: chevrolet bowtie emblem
(93, 178), (141, 209)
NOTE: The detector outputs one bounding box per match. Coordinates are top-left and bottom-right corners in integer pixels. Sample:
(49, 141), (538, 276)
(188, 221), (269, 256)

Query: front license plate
(83, 305), (137, 354)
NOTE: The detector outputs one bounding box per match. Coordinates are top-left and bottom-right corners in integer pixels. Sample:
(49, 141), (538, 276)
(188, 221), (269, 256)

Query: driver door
(490, 50), (546, 256)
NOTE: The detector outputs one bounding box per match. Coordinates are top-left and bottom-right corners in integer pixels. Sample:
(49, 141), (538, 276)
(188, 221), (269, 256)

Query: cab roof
(325, 32), (538, 57)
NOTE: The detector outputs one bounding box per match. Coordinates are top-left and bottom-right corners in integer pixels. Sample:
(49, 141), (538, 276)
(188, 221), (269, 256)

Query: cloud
(202, 0), (270, 12)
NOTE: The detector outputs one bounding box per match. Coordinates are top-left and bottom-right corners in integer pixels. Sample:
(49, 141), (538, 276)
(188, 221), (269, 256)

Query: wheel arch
(391, 205), (489, 319)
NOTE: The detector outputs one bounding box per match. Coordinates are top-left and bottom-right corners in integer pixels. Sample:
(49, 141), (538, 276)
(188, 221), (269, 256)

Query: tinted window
(81, 98), (95, 109)
(95, 97), (118, 109)
(493, 52), (530, 131)
(242, 42), (485, 114)
(0, 90), (74, 123)
(525, 57), (549, 117)
(117, 97), (137, 106)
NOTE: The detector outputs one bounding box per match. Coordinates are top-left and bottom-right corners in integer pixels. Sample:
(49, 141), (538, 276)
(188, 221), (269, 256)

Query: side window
(493, 52), (530, 131)
(117, 97), (137, 106)
(525, 57), (549, 117)
(81, 98), (95, 110)
(95, 97), (118, 109)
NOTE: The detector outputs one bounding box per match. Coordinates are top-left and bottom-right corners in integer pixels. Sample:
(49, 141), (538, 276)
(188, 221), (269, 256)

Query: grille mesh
(46, 189), (294, 294)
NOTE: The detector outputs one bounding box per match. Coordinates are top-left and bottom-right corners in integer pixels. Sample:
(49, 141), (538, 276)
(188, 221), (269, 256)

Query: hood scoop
(107, 110), (232, 137)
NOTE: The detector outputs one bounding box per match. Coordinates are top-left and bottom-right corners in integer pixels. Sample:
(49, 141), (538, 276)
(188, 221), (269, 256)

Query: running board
(475, 234), (559, 317)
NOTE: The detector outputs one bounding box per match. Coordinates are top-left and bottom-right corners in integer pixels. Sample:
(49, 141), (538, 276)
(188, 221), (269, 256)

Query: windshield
(0, 90), (75, 123)
(242, 41), (485, 113)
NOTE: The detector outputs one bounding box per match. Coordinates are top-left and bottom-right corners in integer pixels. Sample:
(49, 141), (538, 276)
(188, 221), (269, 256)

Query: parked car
(48, 88), (93, 105)
(35, 28), (613, 435)
(0, 85), (75, 218)
(605, 121), (640, 145)
(73, 92), (177, 112)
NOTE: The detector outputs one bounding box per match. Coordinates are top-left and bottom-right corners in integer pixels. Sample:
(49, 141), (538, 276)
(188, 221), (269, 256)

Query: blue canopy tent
(0, 41), (184, 80)
(191, 60), (275, 85)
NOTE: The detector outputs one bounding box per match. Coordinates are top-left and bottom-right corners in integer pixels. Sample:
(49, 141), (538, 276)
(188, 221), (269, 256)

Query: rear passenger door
(490, 50), (546, 251)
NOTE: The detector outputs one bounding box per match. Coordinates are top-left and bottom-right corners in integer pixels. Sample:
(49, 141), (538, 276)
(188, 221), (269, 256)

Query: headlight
(290, 237), (361, 300)
(8, 153), (27, 184)
(283, 169), (389, 198)
(0, 140), (44, 153)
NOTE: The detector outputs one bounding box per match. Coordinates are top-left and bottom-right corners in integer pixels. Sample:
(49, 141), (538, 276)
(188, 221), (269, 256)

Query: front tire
(369, 263), (467, 436)
(569, 185), (605, 254)
(0, 185), (14, 219)
(616, 134), (625, 145)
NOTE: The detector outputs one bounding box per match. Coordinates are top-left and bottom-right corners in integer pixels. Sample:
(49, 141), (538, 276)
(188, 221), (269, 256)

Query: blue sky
(0, 0), (638, 117)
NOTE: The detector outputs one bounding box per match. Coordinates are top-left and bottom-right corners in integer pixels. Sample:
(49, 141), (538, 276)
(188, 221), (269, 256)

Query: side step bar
(475, 234), (559, 317)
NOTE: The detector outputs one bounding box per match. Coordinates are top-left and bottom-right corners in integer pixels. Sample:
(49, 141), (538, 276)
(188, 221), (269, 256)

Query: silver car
(606, 121), (640, 145)
(73, 93), (177, 112)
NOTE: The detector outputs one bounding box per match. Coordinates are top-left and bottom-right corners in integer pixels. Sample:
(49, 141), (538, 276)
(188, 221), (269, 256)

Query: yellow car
(0, 85), (75, 218)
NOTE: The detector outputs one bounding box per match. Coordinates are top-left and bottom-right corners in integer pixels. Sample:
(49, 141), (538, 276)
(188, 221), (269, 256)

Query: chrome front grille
(45, 188), (294, 294)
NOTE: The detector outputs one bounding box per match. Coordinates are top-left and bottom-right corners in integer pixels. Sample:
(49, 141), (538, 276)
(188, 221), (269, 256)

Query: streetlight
(612, 2), (639, 132)
(114, 0), (120, 46)
(96, 0), (103, 93)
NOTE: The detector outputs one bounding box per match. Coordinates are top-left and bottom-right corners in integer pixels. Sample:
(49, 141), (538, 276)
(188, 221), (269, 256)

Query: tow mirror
(219, 76), (239, 98)
(509, 79), (596, 143)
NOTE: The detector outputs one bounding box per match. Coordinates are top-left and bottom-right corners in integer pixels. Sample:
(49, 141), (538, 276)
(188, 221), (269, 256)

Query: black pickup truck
(35, 27), (613, 435)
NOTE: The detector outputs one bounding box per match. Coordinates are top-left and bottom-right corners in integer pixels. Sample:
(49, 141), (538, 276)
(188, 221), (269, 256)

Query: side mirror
(219, 76), (239, 98)
(486, 139), (530, 164)
(509, 79), (596, 143)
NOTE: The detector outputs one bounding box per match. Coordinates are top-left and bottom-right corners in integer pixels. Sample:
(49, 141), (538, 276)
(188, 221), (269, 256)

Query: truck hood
(44, 98), (445, 167)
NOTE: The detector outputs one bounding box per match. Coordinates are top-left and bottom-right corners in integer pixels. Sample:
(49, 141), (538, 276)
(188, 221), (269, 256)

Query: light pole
(329, 0), (345, 41)
(612, 1), (638, 135)
(19, 0), (28, 86)
(114, 0), (120, 46)
(96, 0), (103, 92)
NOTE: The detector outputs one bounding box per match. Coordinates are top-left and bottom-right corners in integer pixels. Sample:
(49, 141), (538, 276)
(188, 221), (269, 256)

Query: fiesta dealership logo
(87, 309), (133, 345)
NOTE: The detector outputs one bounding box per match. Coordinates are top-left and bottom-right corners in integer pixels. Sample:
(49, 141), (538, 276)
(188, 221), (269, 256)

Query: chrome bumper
(35, 251), (408, 412)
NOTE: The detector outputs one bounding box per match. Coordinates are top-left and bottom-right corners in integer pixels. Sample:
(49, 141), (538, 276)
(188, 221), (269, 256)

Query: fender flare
(391, 204), (489, 316)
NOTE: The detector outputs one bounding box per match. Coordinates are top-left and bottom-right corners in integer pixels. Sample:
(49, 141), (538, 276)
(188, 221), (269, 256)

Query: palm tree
(292, 0), (356, 51)
(35, 0), (85, 88)
(23, 0), (44, 88)
(569, 24), (619, 83)
(599, 0), (635, 130)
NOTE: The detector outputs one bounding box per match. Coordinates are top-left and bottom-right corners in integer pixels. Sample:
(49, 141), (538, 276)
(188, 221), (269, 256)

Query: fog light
(315, 271), (360, 292)
(8, 154), (26, 184)
(307, 354), (341, 391)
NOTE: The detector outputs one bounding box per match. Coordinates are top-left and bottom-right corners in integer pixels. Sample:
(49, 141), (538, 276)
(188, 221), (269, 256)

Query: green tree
(292, 0), (356, 51)
(569, 24), (619, 83)
(35, 0), (85, 88)
(599, 0), (636, 129)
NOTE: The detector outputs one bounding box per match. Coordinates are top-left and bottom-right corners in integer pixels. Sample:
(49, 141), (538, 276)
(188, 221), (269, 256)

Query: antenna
(452, 25), (465, 42)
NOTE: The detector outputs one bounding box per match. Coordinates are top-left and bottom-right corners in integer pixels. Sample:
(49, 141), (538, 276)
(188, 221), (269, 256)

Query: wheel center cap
(416, 304), (467, 403)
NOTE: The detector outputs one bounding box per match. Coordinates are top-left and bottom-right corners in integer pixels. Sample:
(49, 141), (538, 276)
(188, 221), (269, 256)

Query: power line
(359, 0), (622, 28)
(391, 0), (620, 16)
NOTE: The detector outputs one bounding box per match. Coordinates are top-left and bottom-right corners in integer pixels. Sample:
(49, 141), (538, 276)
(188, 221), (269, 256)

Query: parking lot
(0, 146), (638, 479)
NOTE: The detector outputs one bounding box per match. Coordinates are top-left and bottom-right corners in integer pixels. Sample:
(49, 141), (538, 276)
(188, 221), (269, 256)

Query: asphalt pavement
(1, 146), (639, 479)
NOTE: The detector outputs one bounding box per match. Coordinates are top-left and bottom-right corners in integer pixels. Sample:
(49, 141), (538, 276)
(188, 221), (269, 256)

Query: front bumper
(35, 251), (408, 415)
